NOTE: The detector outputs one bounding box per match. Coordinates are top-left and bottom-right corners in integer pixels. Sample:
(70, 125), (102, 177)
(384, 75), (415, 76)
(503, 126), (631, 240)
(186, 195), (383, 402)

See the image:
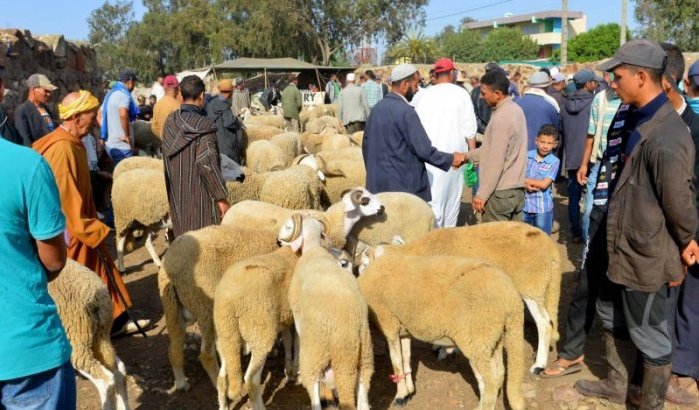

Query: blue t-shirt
(524, 149), (560, 213)
(0, 137), (71, 380)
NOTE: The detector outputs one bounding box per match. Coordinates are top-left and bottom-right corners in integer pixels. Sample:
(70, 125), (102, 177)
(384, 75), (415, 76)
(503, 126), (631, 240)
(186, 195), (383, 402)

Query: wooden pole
(315, 68), (322, 91)
(620, 0), (627, 45)
(561, 0), (568, 65)
(264, 67), (268, 89)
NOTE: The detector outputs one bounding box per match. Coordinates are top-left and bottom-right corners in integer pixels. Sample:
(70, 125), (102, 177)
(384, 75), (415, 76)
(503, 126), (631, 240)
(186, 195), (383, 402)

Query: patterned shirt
(524, 149), (560, 213)
(363, 80), (384, 110)
(587, 90), (622, 160)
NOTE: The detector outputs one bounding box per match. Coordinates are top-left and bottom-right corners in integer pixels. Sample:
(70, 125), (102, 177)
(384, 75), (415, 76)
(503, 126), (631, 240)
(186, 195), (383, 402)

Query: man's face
(480, 84), (502, 107)
(76, 109), (98, 136)
(34, 87), (52, 103)
(611, 66), (639, 105)
(586, 80), (598, 92)
(126, 79), (136, 92)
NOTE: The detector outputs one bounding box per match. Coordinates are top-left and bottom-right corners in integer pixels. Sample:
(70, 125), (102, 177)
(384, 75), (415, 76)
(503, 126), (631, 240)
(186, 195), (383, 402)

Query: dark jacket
(681, 102), (699, 241)
(606, 100), (697, 292)
(516, 92), (560, 150)
(470, 86), (491, 134)
(0, 105), (20, 144)
(206, 96), (245, 164)
(14, 100), (55, 146)
(560, 88), (594, 170)
(362, 93), (453, 201)
(260, 88), (280, 110)
(545, 85), (566, 111)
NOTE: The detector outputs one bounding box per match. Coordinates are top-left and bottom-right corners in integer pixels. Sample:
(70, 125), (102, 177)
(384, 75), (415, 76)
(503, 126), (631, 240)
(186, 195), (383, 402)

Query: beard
(405, 86), (415, 102)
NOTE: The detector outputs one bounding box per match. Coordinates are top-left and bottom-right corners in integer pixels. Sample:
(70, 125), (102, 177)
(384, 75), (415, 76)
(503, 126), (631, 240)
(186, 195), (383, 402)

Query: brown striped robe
(162, 104), (228, 237)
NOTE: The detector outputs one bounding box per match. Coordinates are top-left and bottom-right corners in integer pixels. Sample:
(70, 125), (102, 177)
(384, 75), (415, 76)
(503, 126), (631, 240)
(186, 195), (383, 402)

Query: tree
(564, 24), (631, 63)
(386, 30), (440, 64)
(635, 0), (699, 52)
(435, 27), (484, 62)
(479, 28), (539, 62)
(87, 0), (135, 79)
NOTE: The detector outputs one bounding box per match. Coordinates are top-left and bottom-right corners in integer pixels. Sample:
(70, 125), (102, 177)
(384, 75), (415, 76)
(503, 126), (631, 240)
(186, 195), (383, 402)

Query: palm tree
(387, 30), (440, 64)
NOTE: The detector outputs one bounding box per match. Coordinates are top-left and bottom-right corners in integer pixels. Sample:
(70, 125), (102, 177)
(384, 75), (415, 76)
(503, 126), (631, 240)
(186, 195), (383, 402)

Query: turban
(58, 90), (100, 120)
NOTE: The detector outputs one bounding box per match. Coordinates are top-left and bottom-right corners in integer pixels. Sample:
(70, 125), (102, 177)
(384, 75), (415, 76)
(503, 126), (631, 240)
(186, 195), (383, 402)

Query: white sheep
(112, 156), (162, 180)
(315, 155), (366, 205)
(320, 133), (352, 152)
(246, 140), (287, 173)
(287, 238), (373, 410)
(244, 114), (285, 129)
(349, 131), (363, 147)
(271, 132), (302, 161)
(244, 123), (284, 142)
(48, 259), (129, 410)
(305, 115), (344, 134)
(300, 129), (337, 154)
(367, 221), (562, 374)
(358, 253), (525, 410)
(158, 226), (281, 391)
(225, 165), (324, 210)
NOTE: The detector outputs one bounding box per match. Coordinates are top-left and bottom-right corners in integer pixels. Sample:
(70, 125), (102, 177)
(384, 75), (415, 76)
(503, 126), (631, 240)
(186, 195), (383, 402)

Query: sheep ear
(342, 189), (358, 211)
(391, 235), (406, 245)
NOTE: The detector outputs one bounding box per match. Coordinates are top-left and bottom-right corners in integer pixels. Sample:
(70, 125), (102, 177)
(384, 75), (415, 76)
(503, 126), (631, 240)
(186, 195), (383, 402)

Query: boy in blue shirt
(523, 124), (560, 235)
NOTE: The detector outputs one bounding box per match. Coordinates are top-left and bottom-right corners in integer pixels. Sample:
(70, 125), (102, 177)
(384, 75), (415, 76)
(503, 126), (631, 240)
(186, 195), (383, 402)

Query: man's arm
(196, 133), (230, 217)
(119, 107), (132, 148)
(403, 110), (454, 171)
(14, 105), (32, 146)
(577, 136), (595, 184)
(474, 119), (512, 202)
(36, 234), (67, 282)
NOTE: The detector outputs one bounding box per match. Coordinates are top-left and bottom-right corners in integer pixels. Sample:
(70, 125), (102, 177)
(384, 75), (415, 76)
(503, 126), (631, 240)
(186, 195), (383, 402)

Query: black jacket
(205, 96), (245, 164)
(0, 105), (20, 144)
(14, 100), (55, 146)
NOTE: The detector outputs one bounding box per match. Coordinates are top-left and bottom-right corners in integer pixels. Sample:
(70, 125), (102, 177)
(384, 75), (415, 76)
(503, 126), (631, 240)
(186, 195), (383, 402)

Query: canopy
(213, 57), (318, 71)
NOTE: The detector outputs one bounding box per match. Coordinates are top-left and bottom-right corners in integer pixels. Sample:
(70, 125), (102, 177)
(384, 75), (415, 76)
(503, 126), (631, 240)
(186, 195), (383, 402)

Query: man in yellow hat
(205, 79), (245, 163)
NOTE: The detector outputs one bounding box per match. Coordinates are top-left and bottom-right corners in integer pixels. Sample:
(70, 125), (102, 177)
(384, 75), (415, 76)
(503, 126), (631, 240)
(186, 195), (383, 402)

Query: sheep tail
(544, 247), (562, 344)
(504, 302), (526, 410)
(215, 312), (244, 403)
(333, 360), (359, 410)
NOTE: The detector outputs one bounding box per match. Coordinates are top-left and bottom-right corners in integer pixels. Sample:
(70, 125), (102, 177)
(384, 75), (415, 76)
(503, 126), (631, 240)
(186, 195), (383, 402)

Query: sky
(1, 0), (638, 42)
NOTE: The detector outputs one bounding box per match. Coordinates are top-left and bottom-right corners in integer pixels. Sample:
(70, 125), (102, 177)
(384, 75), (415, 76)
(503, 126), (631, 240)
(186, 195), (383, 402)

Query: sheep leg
(523, 298), (550, 374)
(386, 337), (411, 406)
(217, 356), (228, 410)
(309, 378), (322, 410)
(76, 365), (117, 410)
(468, 354), (498, 410)
(96, 335), (129, 410)
(243, 352), (267, 410)
(357, 324), (373, 410)
(400, 337), (415, 396)
(116, 235), (126, 273)
(281, 328), (297, 382)
(158, 269), (189, 391)
(198, 322), (220, 388)
(144, 230), (162, 267)
(357, 378), (370, 410)
(113, 356), (130, 410)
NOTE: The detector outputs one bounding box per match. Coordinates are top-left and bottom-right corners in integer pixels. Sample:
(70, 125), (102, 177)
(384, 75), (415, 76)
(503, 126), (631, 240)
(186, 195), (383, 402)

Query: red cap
(163, 75), (179, 88)
(434, 58), (455, 74)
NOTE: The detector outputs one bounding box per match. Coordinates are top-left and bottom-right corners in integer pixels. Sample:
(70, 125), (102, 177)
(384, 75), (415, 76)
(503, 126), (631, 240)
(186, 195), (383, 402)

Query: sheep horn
(279, 214), (303, 243)
(351, 190), (363, 206)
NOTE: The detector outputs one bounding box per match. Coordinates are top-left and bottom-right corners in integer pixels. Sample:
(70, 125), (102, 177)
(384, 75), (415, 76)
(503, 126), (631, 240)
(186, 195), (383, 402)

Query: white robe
(414, 82), (477, 227)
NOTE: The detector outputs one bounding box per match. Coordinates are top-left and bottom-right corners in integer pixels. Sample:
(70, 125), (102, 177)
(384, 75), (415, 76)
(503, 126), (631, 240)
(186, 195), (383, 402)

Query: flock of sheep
(48, 104), (562, 410)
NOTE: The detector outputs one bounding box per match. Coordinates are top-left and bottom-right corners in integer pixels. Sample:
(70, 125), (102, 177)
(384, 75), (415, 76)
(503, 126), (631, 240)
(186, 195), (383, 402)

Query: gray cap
(118, 68), (138, 82)
(390, 63), (418, 82)
(573, 69), (603, 86)
(552, 73), (567, 83)
(26, 74), (58, 91)
(528, 71), (551, 87)
(598, 39), (667, 72)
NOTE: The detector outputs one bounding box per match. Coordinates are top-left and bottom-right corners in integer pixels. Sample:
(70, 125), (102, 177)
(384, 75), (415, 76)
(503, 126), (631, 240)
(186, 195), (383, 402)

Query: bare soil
(77, 182), (697, 409)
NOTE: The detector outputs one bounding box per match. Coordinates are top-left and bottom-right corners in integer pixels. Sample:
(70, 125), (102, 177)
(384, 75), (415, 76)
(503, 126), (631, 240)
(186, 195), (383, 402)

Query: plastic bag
(462, 163), (478, 188)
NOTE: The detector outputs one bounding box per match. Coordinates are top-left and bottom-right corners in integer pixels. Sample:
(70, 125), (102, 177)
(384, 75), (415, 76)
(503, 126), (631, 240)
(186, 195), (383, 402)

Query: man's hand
(217, 200), (231, 219)
(451, 152), (466, 168)
(472, 196), (486, 214)
(669, 267), (687, 288)
(681, 240), (699, 266)
(576, 164), (589, 185)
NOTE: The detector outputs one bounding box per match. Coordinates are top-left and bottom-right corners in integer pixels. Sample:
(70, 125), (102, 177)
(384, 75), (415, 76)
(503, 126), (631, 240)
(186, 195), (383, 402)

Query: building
(462, 10), (587, 58)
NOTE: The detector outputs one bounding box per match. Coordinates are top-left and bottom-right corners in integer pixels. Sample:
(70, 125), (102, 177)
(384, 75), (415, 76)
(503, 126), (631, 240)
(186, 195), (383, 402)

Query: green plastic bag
(462, 163), (478, 188)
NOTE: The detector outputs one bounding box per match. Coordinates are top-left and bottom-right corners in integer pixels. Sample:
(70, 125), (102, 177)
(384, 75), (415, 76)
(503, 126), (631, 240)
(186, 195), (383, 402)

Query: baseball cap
(118, 68), (138, 82)
(552, 73), (567, 83)
(390, 63), (417, 82)
(163, 75), (179, 88)
(688, 60), (699, 87)
(434, 57), (455, 74)
(598, 39), (667, 72)
(573, 69), (603, 86)
(346, 73), (356, 82)
(26, 74), (58, 91)
(484, 62), (500, 73)
(528, 72), (551, 88)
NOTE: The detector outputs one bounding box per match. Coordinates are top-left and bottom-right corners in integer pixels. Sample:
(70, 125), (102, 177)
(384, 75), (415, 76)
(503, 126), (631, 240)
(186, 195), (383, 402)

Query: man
(337, 73), (369, 134)
(547, 72), (568, 110)
(378, 75), (389, 97)
(101, 68), (140, 165)
(573, 39), (699, 410)
(15, 73), (57, 146)
(34, 90), (149, 336)
(466, 69), (527, 222)
(470, 76), (480, 90)
(260, 81), (281, 112)
(363, 63), (466, 201)
(414, 58), (477, 227)
(325, 74), (341, 103)
(561, 69), (600, 244)
(0, 133), (75, 409)
(162, 75), (230, 238)
(151, 75), (180, 139)
(362, 70), (383, 110)
(509, 71), (522, 98)
(148, 94), (157, 107)
(206, 79), (245, 164)
(471, 62), (500, 135)
(516, 71), (560, 150)
(686, 60), (699, 114)
(231, 77), (250, 116)
(0, 75), (20, 144)
(281, 75), (302, 132)
(136, 95), (152, 121)
(151, 76), (165, 101)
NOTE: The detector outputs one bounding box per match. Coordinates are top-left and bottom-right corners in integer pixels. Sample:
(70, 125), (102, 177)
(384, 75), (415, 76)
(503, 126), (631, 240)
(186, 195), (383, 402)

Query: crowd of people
(1, 37), (699, 409)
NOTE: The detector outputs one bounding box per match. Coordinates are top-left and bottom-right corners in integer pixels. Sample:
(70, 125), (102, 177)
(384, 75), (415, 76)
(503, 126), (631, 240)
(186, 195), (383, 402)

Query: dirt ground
(77, 182), (698, 409)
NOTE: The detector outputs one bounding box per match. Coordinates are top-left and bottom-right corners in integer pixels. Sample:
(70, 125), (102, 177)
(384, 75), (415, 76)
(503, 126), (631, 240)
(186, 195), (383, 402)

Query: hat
(434, 57), (455, 74)
(688, 60), (699, 87)
(26, 74), (57, 91)
(218, 79), (234, 92)
(163, 75), (179, 88)
(528, 72), (551, 88)
(573, 69), (603, 86)
(552, 73), (567, 83)
(598, 39), (667, 72)
(346, 73), (356, 82)
(118, 68), (138, 82)
(390, 63), (417, 82)
(484, 62), (500, 73)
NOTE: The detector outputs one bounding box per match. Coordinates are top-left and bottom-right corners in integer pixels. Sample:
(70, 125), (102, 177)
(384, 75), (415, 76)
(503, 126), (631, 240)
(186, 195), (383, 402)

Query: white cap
(346, 73), (355, 82)
(390, 63), (418, 82)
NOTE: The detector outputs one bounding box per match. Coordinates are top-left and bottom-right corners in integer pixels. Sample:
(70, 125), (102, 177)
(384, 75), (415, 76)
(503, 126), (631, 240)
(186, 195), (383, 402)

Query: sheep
(158, 226), (281, 392)
(244, 114), (285, 129)
(315, 147), (363, 163)
(225, 165), (324, 210)
(348, 131), (363, 147)
(300, 104), (336, 130)
(221, 187), (386, 249)
(48, 259), (129, 410)
(214, 214), (326, 410)
(132, 119), (162, 156)
(271, 132), (303, 160)
(314, 155), (366, 205)
(244, 123), (284, 143)
(366, 221), (562, 375)
(287, 242), (373, 410)
(112, 156), (162, 180)
(358, 253), (525, 410)
(321, 133), (352, 152)
(112, 168), (169, 273)
(246, 140), (287, 173)
(300, 129), (338, 154)
(292, 154), (326, 182)
(305, 115), (344, 134)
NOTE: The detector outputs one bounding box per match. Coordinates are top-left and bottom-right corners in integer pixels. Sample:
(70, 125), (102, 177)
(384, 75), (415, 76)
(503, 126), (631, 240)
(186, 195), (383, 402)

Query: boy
(523, 124), (560, 234)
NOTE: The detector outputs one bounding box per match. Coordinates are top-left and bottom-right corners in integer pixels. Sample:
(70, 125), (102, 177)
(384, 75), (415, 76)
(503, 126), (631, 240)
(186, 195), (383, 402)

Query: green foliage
(634, 0), (699, 52)
(436, 28), (484, 62)
(434, 27), (538, 63)
(386, 31), (440, 64)
(564, 24), (630, 62)
(87, 0), (135, 79)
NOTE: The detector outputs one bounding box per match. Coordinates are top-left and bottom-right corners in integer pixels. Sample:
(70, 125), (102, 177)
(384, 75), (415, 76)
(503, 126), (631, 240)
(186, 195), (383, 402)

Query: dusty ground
(76, 182), (698, 409)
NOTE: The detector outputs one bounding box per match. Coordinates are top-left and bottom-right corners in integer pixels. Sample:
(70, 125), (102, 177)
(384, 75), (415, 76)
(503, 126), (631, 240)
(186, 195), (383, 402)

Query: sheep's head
(329, 247), (353, 273)
(341, 187), (384, 217)
(278, 214), (327, 253)
(294, 154), (326, 181)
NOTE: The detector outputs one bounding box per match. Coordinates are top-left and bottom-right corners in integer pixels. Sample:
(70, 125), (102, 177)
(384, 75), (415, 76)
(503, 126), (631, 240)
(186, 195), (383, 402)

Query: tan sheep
(349, 131), (363, 147)
(112, 156), (162, 180)
(320, 133), (352, 152)
(271, 132), (303, 161)
(305, 115), (344, 134)
(225, 165), (324, 210)
(315, 155), (366, 205)
(358, 254), (525, 410)
(244, 123), (284, 142)
(246, 140), (287, 173)
(371, 221), (562, 374)
(243, 114), (285, 129)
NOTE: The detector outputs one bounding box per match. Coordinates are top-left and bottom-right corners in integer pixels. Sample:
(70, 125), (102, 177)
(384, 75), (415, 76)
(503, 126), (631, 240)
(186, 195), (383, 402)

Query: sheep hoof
(394, 395), (412, 406)
(171, 381), (190, 393)
(530, 366), (544, 375)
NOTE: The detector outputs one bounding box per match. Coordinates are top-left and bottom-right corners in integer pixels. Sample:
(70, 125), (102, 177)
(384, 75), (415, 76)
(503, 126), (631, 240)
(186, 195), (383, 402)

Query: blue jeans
(567, 169), (583, 239)
(581, 161), (600, 240)
(0, 360), (76, 410)
(523, 210), (553, 235)
(108, 148), (134, 166)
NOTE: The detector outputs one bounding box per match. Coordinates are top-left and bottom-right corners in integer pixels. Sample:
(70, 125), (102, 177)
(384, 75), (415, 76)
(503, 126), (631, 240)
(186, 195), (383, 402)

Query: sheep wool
(316, 156), (366, 205)
(270, 132), (302, 162)
(112, 156), (163, 180)
(244, 124), (284, 143)
(320, 133), (352, 152)
(258, 165), (324, 210)
(246, 140), (287, 173)
(243, 114), (285, 129)
(305, 115), (344, 134)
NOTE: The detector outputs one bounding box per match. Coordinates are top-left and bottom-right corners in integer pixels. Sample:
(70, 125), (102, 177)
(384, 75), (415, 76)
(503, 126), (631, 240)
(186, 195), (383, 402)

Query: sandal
(539, 358), (584, 379)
